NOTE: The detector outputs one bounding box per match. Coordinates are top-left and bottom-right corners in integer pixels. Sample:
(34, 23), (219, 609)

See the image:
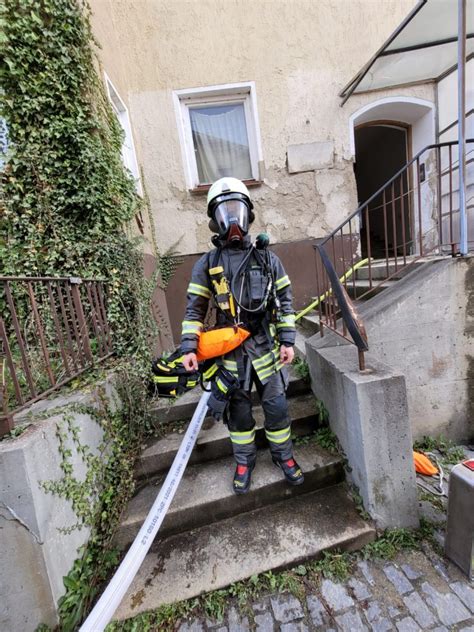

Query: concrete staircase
(112, 368), (375, 621)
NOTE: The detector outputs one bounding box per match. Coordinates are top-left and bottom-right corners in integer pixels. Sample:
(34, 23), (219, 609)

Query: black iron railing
(310, 139), (473, 368)
(0, 276), (113, 436)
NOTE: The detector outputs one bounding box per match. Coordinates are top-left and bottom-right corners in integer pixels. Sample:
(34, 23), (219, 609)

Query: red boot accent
(285, 458), (296, 467)
(237, 464), (248, 476)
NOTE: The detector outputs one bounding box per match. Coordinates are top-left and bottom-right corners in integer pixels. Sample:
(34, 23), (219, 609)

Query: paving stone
(254, 611), (274, 632)
(365, 601), (383, 623)
(460, 627), (474, 632)
(215, 628), (228, 632)
(401, 564), (422, 581)
(364, 601), (392, 632)
(320, 578), (354, 612)
(451, 581), (474, 612)
(388, 606), (401, 618)
(402, 592), (436, 628)
(348, 577), (372, 601)
(421, 581), (471, 626)
(280, 623), (309, 632)
(358, 560), (375, 585)
(395, 617), (420, 632)
(178, 620), (205, 632)
(227, 606), (250, 632)
(335, 609), (368, 631)
(431, 627), (449, 632)
(252, 599), (270, 613)
(383, 565), (413, 595)
(206, 618), (225, 629)
(306, 594), (327, 626)
(270, 594), (304, 624)
(371, 619), (393, 632)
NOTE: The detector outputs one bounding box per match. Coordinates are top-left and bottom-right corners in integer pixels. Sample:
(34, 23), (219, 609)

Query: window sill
(190, 179), (263, 195)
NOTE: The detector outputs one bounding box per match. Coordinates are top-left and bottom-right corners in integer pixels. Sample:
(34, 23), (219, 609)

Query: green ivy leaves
(1, 0), (159, 359)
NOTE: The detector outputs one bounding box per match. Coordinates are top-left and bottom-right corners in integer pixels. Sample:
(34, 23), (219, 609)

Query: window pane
(190, 103), (253, 184)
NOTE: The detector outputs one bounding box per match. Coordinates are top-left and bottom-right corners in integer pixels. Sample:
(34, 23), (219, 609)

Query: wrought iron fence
(0, 276), (113, 436)
(311, 139), (473, 366)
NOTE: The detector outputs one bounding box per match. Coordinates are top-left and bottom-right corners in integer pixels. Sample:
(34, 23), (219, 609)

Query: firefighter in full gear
(181, 177), (304, 494)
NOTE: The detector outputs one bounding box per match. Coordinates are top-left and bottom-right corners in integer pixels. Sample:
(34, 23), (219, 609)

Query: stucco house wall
(89, 0), (437, 257)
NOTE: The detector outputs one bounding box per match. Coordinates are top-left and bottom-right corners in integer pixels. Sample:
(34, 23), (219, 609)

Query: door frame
(354, 120), (414, 257)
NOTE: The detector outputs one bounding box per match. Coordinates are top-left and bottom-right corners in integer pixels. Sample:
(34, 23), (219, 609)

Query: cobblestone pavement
(177, 543), (474, 632)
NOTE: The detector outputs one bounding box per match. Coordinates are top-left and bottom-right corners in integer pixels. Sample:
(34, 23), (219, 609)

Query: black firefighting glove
(207, 367), (240, 421)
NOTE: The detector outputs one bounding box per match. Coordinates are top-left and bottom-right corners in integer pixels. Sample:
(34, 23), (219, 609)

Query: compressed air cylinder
(445, 459), (474, 579)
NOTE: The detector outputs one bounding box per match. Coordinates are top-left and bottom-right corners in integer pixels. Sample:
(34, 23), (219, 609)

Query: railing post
(69, 278), (94, 364)
(458, 0), (468, 255)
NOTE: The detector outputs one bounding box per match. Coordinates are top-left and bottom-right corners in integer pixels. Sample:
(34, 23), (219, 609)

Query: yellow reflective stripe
(229, 429), (256, 445)
(203, 363), (218, 379)
(216, 378), (227, 393)
(266, 433), (291, 444)
(153, 376), (179, 383)
(257, 361), (284, 381)
(276, 323), (296, 329)
(253, 351), (275, 369)
(223, 359), (237, 369)
(276, 275), (290, 290)
(266, 426), (291, 437)
(181, 320), (203, 334)
(265, 427), (291, 444)
(188, 282), (212, 299)
(276, 314), (295, 328)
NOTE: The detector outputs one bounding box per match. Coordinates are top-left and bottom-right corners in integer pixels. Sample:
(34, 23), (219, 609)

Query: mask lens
(213, 198), (249, 235)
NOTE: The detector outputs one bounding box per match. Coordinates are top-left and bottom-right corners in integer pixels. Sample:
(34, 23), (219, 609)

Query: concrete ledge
(0, 377), (118, 631)
(306, 342), (419, 529)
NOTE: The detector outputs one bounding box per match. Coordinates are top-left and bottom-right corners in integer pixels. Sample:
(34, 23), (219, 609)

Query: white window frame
(173, 81), (263, 190)
(104, 72), (143, 196)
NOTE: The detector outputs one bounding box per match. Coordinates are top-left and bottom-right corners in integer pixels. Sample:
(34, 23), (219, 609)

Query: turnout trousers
(227, 367), (293, 465)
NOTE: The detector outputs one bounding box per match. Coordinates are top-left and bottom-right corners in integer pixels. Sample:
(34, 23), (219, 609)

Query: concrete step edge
(136, 392), (318, 478)
(118, 443), (344, 549)
(113, 484), (376, 620)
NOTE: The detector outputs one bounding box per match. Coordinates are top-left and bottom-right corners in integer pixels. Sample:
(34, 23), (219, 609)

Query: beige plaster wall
(89, 0), (435, 255)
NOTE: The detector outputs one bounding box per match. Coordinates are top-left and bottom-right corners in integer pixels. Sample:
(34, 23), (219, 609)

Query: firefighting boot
(273, 457), (304, 486)
(233, 462), (255, 495)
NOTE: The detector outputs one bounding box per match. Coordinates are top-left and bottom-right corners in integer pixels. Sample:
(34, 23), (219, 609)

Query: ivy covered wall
(0, 0), (162, 355)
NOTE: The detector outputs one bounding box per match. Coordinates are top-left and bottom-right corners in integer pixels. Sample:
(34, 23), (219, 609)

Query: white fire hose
(80, 389), (211, 632)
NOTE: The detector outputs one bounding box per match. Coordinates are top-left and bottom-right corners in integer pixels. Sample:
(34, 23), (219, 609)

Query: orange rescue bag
(413, 451), (439, 476)
(196, 326), (250, 362)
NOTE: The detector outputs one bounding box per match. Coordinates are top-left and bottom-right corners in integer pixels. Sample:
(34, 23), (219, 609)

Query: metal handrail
(314, 244), (369, 370)
(320, 139), (474, 246)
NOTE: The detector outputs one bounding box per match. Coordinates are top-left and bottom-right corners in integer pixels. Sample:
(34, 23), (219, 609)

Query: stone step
(355, 258), (422, 281)
(298, 313), (320, 336)
(150, 365), (309, 425)
(345, 279), (395, 300)
(117, 443), (344, 550)
(113, 484), (376, 621)
(136, 392), (319, 479)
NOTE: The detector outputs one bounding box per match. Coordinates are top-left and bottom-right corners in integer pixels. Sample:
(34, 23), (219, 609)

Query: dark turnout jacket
(180, 236), (296, 385)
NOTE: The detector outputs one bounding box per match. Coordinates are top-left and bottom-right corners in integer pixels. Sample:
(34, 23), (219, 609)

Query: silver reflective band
(79, 390), (211, 632)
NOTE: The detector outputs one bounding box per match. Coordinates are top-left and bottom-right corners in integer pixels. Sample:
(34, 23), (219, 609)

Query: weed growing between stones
(105, 518), (439, 631)
(413, 435), (466, 466)
(292, 357), (311, 383)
